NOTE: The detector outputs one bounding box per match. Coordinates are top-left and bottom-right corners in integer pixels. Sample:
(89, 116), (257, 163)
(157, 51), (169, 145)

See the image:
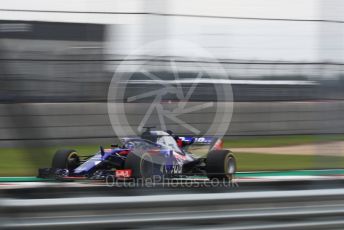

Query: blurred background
(1, 0), (344, 176)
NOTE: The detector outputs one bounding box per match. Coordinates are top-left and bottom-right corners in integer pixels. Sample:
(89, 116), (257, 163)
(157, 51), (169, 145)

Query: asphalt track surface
(2, 174), (344, 230)
(1, 169), (344, 199)
(4, 188), (344, 229)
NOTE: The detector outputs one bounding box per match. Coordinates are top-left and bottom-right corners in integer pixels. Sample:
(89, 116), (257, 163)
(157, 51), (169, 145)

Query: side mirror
(100, 146), (105, 156)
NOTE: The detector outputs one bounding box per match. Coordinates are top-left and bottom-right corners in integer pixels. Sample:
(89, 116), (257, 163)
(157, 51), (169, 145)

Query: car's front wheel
(51, 149), (80, 170)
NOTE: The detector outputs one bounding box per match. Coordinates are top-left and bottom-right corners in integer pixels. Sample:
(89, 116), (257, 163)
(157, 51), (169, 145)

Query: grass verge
(1, 134), (344, 176)
(223, 134), (344, 148)
(235, 152), (344, 171)
(0, 145), (99, 176)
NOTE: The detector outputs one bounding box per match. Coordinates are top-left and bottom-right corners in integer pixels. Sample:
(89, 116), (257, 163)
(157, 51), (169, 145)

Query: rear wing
(179, 136), (224, 156)
(179, 136), (214, 145)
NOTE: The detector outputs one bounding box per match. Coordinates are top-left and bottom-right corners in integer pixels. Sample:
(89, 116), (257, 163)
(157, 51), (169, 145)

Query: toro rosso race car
(38, 128), (236, 181)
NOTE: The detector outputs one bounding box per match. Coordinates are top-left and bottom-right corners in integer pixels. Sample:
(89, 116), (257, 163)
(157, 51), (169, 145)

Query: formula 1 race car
(38, 128), (236, 181)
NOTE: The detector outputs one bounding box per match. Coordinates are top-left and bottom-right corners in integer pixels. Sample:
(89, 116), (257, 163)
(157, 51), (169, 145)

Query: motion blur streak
(2, 188), (344, 229)
(1, 0), (344, 229)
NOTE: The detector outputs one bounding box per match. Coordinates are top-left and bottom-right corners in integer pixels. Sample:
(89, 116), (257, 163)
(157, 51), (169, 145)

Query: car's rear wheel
(206, 150), (236, 181)
(52, 149), (80, 170)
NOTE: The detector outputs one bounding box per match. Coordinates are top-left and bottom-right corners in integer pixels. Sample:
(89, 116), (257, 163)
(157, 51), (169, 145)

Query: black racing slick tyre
(206, 150), (236, 180)
(51, 149), (80, 170)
